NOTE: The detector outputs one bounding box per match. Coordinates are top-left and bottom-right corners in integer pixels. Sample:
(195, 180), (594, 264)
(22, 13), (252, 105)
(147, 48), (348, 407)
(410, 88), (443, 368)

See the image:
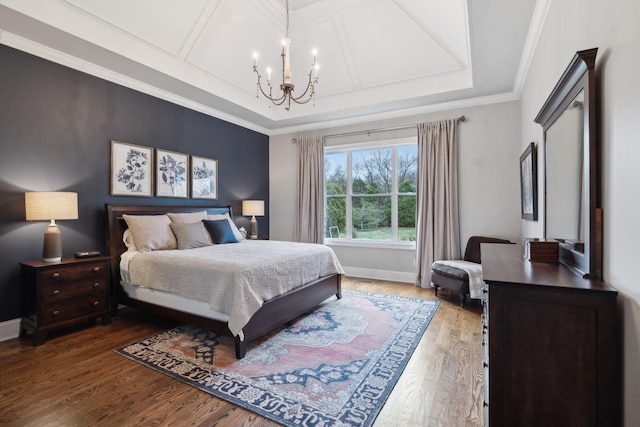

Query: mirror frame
(534, 48), (602, 279)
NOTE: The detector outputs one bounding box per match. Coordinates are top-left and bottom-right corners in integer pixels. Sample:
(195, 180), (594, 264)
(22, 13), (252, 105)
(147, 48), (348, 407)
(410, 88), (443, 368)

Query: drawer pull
(92, 267), (101, 273)
(52, 290), (60, 296)
(52, 272), (60, 278)
(92, 301), (100, 307)
(52, 310), (60, 317)
(93, 282), (100, 288)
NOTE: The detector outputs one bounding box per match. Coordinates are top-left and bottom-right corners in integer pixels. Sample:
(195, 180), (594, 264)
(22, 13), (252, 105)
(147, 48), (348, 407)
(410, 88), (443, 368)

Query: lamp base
(43, 222), (62, 263)
(249, 216), (258, 239)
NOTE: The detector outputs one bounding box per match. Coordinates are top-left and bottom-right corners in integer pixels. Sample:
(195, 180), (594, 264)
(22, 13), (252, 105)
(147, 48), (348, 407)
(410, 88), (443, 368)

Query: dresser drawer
(40, 279), (108, 305)
(39, 295), (109, 326)
(38, 261), (108, 285)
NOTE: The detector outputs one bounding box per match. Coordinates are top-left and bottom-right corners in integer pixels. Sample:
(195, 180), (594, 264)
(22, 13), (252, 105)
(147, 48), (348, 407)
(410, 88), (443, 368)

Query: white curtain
(415, 120), (461, 288)
(294, 136), (325, 243)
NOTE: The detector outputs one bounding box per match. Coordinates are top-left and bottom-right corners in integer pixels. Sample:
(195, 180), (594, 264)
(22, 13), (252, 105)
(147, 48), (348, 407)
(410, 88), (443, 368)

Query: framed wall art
(156, 149), (188, 198)
(519, 142), (538, 221)
(191, 155), (218, 199)
(110, 141), (153, 196)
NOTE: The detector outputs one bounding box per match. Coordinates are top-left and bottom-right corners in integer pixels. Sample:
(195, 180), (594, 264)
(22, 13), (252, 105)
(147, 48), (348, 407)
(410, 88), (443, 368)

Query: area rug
(115, 290), (439, 427)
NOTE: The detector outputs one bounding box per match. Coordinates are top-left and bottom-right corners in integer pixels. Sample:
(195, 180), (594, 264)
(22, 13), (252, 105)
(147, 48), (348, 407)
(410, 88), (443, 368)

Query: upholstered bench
(431, 236), (511, 307)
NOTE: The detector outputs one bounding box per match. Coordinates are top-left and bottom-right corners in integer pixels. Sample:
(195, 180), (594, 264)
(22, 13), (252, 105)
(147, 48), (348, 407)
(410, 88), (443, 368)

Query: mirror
(545, 90), (584, 245)
(534, 48), (602, 279)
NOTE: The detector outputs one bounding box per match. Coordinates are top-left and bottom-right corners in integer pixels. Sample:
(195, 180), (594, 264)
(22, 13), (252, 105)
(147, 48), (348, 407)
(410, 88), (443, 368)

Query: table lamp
(242, 200), (264, 239)
(25, 191), (78, 262)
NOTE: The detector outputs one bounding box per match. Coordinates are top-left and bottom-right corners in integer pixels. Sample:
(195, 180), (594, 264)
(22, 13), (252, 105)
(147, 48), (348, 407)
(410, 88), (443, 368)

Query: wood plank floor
(0, 277), (484, 426)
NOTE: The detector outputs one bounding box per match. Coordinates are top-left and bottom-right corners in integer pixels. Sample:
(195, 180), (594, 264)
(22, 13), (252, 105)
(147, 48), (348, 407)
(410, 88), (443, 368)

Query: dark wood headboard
(105, 204), (233, 307)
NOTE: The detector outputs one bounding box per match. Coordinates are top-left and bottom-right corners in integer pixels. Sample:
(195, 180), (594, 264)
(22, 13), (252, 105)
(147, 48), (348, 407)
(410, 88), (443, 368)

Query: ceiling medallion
(252, 0), (319, 110)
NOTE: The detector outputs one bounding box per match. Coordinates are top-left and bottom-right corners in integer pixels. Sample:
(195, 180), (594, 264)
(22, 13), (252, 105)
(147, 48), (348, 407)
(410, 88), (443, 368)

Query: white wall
(270, 101), (522, 282)
(520, 0), (640, 424)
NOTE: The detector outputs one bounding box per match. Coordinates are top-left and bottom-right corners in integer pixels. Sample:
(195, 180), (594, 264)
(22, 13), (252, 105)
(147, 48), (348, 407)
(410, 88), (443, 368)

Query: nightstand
(20, 256), (112, 345)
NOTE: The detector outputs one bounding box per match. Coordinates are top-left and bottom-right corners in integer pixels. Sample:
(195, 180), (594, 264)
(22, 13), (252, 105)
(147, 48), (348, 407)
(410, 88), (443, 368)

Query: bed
(105, 204), (343, 359)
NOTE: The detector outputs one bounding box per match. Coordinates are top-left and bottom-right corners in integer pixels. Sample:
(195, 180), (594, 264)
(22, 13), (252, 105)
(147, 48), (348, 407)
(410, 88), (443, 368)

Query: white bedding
(121, 240), (344, 336)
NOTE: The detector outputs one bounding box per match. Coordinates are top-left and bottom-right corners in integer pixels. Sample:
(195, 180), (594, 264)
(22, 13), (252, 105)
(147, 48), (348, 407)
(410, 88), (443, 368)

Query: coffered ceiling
(0, 0), (542, 134)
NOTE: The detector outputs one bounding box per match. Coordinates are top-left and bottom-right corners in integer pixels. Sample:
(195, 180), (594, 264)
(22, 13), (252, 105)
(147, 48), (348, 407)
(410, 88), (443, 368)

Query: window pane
(352, 149), (392, 194)
(398, 145), (418, 193)
(352, 196), (391, 240)
(325, 152), (347, 195)
(325, 196), (346, 239)
(398, 195), (416, 241)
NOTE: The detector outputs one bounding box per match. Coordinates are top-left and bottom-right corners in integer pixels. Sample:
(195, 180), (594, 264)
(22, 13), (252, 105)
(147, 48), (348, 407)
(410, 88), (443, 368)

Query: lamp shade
(242, 200), (264, 217)
(25, 192), (78, 221)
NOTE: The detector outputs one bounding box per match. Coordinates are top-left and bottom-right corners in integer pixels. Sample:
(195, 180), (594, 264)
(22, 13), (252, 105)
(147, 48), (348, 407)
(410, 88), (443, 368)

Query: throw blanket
(125, 240), (344, 336)
(434, 260), (484, 299)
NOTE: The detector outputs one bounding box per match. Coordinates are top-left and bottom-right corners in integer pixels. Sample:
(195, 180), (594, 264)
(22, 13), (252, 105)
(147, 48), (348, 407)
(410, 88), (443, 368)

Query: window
(325, 138), (417, 244)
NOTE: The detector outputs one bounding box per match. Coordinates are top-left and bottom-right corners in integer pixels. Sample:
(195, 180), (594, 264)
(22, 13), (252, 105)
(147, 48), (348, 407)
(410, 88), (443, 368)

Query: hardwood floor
(0, 277), (484, 426)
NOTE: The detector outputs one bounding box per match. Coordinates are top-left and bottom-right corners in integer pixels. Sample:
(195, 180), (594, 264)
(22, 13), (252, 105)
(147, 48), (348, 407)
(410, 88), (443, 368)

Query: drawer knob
(93, 301), (99, 307)
(483, 401), (488, 408)
(93, 282), (100, 288)
(93, 267), (101, 273)
(52, 272), (60, 278)
(483, 362), (488, 368)
(52, 310), (60, 317)
(52, 289), (60, 296)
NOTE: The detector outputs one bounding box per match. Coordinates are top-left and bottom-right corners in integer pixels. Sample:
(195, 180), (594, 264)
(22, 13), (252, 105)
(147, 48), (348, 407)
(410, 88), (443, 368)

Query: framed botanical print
(156, 149), (188, 198)
(191, 155), (218, 199)
(519, 142), (538, 221)
(110, 141), (153, 196)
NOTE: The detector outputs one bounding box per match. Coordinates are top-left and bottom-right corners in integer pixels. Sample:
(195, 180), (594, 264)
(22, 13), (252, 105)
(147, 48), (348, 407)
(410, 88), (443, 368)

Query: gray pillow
(169, 222), (212, 250)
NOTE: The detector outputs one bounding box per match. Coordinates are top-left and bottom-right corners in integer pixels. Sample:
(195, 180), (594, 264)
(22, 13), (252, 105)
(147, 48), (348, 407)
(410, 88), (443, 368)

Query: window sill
(325, 239), (416, 251)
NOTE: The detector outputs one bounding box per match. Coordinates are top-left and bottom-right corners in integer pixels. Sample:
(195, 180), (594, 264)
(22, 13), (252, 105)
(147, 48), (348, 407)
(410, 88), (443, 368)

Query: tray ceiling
(0, 0), (540, 134)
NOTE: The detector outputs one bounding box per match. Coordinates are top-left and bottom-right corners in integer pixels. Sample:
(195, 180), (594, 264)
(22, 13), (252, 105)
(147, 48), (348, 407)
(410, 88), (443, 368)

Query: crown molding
(512, 0), (552, 98)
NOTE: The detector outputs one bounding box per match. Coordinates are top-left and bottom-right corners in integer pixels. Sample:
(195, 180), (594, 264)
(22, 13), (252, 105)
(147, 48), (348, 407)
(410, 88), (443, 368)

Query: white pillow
(167, 210), (208, 224)
(122, 229), (138, 252)
(207, 213), (243, 241)
(122, 214), (177, 252)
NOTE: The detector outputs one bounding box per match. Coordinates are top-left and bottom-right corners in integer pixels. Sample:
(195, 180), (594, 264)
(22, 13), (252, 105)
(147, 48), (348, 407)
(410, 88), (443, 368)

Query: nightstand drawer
(39, 296), (109, 326)
(40, 279), (108, 305)
(38, 261), (108, 285)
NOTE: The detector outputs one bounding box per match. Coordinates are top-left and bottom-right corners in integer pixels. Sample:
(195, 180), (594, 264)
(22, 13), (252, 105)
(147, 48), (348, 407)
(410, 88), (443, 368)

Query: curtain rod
(320, 115), (466, 141)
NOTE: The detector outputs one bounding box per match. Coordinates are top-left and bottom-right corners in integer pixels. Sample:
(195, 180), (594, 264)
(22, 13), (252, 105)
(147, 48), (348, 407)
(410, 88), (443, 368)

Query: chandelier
(252, 0), (319, 110)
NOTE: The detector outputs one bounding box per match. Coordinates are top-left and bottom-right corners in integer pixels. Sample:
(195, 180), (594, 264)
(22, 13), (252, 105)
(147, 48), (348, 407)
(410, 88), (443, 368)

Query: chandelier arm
(254, 68), (288, 103)
(290, 71), (317, 103)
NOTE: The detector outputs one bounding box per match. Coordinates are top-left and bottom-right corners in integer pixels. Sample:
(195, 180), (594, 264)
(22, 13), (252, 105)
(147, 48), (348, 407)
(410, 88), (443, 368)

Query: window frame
(324, 137), (417, 248)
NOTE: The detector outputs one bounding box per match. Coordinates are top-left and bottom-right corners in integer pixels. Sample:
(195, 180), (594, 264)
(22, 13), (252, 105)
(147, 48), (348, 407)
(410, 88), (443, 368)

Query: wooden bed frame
(105, 204), (342, 359)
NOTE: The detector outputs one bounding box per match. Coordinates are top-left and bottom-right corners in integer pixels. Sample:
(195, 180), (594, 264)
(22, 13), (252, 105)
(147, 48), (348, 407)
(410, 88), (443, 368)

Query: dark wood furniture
(20, 256), (111, 345)
(431, 236), (511, 307)
(105, 204), (342, 359)
(481, 243), (619, 427)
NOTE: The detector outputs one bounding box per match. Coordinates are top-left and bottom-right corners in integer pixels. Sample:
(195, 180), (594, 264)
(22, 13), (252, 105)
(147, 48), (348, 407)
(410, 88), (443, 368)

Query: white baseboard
(343, 267), (415, 284)
(0, 318), (21, 342)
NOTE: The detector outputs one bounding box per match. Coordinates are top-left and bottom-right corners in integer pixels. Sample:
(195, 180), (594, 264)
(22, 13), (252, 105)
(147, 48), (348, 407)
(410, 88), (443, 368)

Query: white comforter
(123, 240), (344, 336)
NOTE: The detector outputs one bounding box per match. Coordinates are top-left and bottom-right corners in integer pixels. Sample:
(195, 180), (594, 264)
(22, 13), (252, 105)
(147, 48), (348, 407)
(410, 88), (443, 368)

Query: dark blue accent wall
(0, 45), (269, 322)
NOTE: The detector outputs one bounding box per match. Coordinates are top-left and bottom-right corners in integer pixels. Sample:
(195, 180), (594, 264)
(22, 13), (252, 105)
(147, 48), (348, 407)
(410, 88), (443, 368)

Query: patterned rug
(115, 290), (439, 427)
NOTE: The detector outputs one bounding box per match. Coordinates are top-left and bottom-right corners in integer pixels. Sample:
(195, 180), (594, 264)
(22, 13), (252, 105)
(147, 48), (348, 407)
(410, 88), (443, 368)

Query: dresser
(481, 244), (619, 427)
(20, 256), (111, 345)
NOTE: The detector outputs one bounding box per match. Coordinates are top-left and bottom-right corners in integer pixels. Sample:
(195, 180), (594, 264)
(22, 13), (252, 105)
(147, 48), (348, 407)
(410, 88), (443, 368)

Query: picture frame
(155, 149), (189, 198)
(519, 142), (538, 220)
(110, 141), (153, 197)
(191, 155), (218, 199)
